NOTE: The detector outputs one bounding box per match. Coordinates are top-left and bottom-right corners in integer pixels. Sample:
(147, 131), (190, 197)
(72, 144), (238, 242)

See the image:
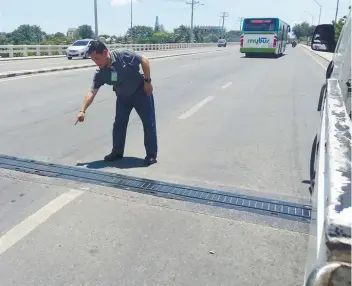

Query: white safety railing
(0, 43), (219, 58)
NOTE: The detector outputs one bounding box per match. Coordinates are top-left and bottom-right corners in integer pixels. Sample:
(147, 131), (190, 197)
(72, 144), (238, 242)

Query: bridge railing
(0, 42), (222, 58)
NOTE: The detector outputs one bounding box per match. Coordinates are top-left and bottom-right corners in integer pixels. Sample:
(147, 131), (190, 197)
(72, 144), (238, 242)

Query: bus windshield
(243, 19), (277, 31)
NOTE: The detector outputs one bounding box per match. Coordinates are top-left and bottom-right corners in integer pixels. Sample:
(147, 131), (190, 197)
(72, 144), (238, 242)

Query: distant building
(67, 28), (77, 38)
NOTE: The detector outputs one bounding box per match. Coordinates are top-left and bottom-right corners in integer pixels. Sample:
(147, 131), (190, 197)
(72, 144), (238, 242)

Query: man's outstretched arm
(76, 70), (104, 123)
(80, 88), (99, 113)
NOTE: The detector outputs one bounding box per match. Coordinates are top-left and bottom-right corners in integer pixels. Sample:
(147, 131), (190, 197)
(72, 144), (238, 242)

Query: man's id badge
(111, 71), (118, 82)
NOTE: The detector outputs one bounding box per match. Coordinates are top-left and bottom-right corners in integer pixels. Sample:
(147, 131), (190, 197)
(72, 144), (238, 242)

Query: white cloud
(110, 0), (137, 6)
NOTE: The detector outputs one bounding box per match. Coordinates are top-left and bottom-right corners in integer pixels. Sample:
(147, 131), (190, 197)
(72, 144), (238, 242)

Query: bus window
(243, 19), (277, 31)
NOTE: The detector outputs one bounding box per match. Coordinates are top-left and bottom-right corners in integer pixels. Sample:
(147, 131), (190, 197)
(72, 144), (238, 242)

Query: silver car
(66, 39), (94, 60)
(217, 39), (227, 47)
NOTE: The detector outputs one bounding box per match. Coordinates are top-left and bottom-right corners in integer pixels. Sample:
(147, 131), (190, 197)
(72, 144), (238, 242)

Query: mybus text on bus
(240, 18), (290, 57)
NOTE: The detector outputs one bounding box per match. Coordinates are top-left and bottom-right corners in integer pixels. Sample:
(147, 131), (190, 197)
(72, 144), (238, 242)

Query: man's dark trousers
(113, 87), (158, 157)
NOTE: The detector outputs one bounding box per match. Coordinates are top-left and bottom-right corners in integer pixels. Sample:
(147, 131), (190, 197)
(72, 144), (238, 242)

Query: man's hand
(144, 82), (153, 96)
(75, 111), (85, 124)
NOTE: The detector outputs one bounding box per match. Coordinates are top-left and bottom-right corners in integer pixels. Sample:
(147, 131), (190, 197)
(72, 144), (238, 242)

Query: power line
(219, 12), (229, 38)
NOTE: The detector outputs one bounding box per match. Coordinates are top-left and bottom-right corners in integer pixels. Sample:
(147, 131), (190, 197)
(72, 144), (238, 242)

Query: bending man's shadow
(76, 157), (147, 170)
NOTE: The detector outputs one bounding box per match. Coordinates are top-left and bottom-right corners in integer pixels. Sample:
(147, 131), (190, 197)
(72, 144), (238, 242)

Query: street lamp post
(305, 11), (314, 25)
(334, 0), (340, 25)
(313, 0), (322, 25)
(94, 0), (98, 38)
(130, 0), (133, 43)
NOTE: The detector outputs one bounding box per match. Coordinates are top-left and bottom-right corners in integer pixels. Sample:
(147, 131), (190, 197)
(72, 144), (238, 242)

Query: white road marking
(221, 82), (232, 89)
(178, 96), (215, 119)
(300, 47), (328, 70)
(0, 189), (83, 256)
(180, 64), (192, 68)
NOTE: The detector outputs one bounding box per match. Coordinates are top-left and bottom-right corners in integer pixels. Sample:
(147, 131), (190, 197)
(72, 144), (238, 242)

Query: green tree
(193, 27), (205, 43)
(77, 25), (95, 39)
(10, 24), (44, 44)
(292, 22), (316, 39)
(0, 33), (11, 44)
(148, 32), (171, 44)
(126, 25), (154, 42)
(333, 16), (348, 40)
(225, 30), (241, 42)
(43, 32), (70, 45)
(172, 25), (191, 43)
(203, 33), (219, 43)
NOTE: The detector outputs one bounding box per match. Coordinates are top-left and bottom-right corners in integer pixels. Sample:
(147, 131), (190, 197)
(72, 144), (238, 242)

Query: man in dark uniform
(76, 40), (158, 166)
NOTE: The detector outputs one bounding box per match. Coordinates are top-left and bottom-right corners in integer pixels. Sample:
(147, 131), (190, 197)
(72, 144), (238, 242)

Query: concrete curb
(0, 50), (220, 79)
(0, 55), (65, 62)
(299, 44), (332, 62)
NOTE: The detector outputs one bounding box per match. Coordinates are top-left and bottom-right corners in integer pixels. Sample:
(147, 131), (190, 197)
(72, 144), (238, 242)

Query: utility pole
(130, 0), (133, 43)
(186, 0), (198, 43)
(186, 0), (203, 43)
(334, 0), (340, 25)
(94, 0), (98, 39)
(313, 0), (322, 25)
(219, 12), (229, 38)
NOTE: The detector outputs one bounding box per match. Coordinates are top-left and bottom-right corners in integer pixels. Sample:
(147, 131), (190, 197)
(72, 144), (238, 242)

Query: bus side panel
(240, 33), (276, 53)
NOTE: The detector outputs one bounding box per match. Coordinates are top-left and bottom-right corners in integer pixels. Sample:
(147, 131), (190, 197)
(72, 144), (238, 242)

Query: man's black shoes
(104, 151), (123, 161)
(104, 151), (157, 166)
(144, 155), (157, 166)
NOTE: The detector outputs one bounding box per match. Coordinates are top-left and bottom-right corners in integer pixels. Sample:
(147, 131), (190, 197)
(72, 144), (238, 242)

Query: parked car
(66, 39), (94, 60)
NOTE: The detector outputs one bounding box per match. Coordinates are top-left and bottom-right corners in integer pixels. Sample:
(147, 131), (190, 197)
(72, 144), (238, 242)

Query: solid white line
(221, 82), (232, 89)
(300, 47), (327, 70)
(178, 96), (215, 119)
(0, 189), (83, 255)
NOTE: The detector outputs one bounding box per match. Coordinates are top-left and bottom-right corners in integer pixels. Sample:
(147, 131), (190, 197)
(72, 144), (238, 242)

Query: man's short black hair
(87, 40), (108, 55)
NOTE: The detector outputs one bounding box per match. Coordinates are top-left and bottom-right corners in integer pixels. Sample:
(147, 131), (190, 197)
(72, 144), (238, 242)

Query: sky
(0, 0), (350, 35)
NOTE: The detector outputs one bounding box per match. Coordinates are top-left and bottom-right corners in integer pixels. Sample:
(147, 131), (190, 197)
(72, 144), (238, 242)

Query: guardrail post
(9, 45), (14, 58)
(23, 45), (28, 57)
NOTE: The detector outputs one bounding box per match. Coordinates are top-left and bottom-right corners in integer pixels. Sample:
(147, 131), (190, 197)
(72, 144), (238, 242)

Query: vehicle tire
(317, 83), (327, 112)
(83, 52), (89, 59)
(67, 57), (72, 60)
(309, 134), (318, 194)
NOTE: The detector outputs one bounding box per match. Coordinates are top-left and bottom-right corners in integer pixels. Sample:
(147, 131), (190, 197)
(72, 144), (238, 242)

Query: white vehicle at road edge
(66, 39), (94, 60)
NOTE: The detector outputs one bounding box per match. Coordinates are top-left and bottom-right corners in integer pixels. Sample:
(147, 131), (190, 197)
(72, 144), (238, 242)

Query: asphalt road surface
(0, 46), (224, 73)
(0, 45), (329, 286)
